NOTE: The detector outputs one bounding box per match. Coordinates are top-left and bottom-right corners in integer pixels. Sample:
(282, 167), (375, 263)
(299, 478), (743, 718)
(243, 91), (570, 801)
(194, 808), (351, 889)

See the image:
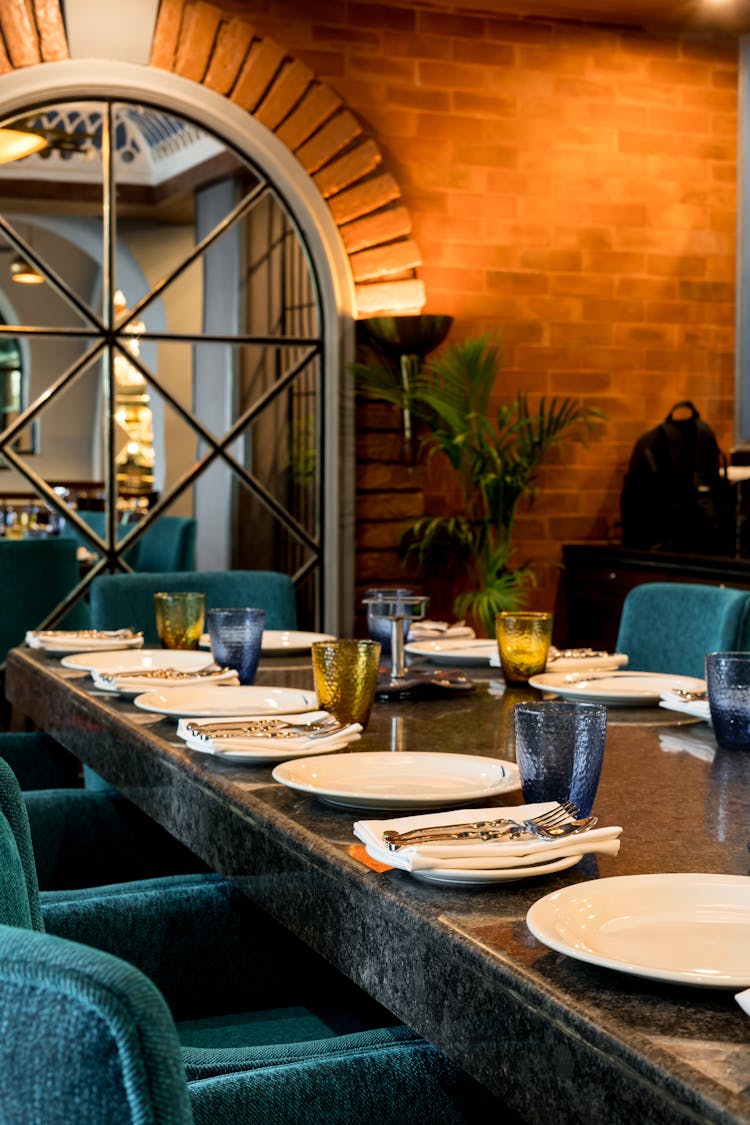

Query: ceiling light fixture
(9, 256), (44, 285)
(0, 127), (47, 165)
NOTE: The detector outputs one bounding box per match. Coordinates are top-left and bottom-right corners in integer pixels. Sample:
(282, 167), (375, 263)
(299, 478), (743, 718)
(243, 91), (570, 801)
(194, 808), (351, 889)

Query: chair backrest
(0, 923), (194, 1124)
(0, 755), (43, 931)
(614, 582), (750, 678)
(0, 538), (87, 664)
(89, 570), (298, 645)
(122, 516), (197, 573)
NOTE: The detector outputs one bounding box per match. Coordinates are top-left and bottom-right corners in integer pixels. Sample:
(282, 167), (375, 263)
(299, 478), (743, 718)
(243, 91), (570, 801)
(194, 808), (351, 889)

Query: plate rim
(526, 872), (750, 987)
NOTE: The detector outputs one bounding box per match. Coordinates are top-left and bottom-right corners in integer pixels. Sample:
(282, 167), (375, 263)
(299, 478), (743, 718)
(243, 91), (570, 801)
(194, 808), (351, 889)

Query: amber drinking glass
(154, 591), (206, 650)
(311, 639), (381, 727)
(495, 611), (553, 685)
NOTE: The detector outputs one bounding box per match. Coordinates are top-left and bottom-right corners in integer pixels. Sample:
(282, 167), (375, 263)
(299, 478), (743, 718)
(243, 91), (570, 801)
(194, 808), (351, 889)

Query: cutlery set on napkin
(354, 801), (622, 879)
(658, 689), (710, 722)
(92, 663), (240, 694)
(176, 711), (362, 761)
(25, 628), (144, 653)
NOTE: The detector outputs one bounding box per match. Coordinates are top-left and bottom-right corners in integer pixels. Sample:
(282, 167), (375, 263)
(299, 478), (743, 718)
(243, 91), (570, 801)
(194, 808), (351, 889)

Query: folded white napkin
(92, 668), (239, 692)
(736, 987), (750, 1018)
(658, 694), (710, 722)
(354, 802), (622, 872)
(408, 620), (476, 640)
(177, 711), (362, 755)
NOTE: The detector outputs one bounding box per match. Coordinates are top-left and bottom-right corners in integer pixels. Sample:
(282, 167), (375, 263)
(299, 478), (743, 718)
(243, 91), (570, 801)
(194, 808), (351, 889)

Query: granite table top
(6, 645), (750, 1125)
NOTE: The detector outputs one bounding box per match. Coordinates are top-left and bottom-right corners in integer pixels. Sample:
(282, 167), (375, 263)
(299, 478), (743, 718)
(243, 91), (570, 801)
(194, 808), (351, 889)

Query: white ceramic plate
(198, 629), (336, 654)
(411, 853), (582, 887)
(26, 631), (144, 655)
(61, 649), (215, 674)
(260, 630), (336, 655)
(404, 639), (498, 666)
(272, 751), (520, 811)
(527, 671), (705, 707)
(133, 685), (318, 718)
(526, 873), (750, 987)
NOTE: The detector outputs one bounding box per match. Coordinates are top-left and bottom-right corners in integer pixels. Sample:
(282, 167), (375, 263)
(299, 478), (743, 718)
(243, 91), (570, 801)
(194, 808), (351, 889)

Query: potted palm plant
(353, 333), (603, 636)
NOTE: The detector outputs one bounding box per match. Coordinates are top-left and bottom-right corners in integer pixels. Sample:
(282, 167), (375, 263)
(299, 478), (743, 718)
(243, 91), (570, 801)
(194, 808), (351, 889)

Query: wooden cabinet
(559, 543), (750, 651)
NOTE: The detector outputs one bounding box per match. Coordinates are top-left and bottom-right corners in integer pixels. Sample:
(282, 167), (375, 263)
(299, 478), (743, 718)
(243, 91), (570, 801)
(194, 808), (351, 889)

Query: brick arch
(0, 0), (425, 319)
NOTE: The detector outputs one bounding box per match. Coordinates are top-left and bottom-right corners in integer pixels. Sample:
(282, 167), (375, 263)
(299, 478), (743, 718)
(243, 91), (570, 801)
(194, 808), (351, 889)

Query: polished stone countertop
(7, 646), (750, 1125)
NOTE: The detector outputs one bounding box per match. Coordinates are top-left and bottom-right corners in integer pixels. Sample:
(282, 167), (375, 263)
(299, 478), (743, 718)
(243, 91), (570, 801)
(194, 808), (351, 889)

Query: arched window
(0, 64), (355, 634)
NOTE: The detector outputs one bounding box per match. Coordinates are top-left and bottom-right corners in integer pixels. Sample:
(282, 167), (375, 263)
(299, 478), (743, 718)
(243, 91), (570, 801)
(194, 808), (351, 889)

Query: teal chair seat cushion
(89, 570), (297, 644)
(614, 581), (750, 678)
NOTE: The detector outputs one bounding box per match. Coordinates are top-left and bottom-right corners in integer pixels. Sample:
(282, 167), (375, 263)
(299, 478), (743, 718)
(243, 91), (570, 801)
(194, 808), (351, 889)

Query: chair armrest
(25, 788), (207, 889)
(42, 876), (339, 1021)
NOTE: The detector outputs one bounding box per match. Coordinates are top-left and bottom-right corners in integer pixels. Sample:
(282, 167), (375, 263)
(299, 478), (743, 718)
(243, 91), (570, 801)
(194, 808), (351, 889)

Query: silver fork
(384, 803), (596, 849)
(521, 802), (598, 838)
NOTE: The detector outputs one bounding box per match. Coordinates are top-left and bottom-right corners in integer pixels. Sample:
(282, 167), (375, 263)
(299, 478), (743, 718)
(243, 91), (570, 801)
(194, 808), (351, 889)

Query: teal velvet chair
(61, 513), (196, 572)
(90, 569), (297, 645)
(0, 538), (87, 668)
(614, 582), (750, 678)
(121, 514), (197, 572)
(0, 757), (498, 1124)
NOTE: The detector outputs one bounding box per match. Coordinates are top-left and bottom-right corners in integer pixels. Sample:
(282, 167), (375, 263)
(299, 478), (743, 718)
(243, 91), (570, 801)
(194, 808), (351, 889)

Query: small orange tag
(348, 843), (393, 873)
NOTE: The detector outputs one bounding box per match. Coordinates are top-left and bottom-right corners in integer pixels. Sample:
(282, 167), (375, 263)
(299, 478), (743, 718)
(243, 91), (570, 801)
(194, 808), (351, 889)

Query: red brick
(382, 30), (453, 60)
(348, 3), (415, 32)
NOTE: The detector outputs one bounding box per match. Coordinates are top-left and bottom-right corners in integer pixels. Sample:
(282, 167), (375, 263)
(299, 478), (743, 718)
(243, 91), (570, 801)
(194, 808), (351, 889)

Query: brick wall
(224, 1), (739, 629)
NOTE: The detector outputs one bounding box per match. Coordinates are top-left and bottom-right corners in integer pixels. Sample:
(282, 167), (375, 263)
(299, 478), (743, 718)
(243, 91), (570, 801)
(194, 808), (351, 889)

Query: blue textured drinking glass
(513, 701), (607, 816)
(364, 587), (414, 655)
(207, 607), (266, 686)
(706, 652), (750, 751)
